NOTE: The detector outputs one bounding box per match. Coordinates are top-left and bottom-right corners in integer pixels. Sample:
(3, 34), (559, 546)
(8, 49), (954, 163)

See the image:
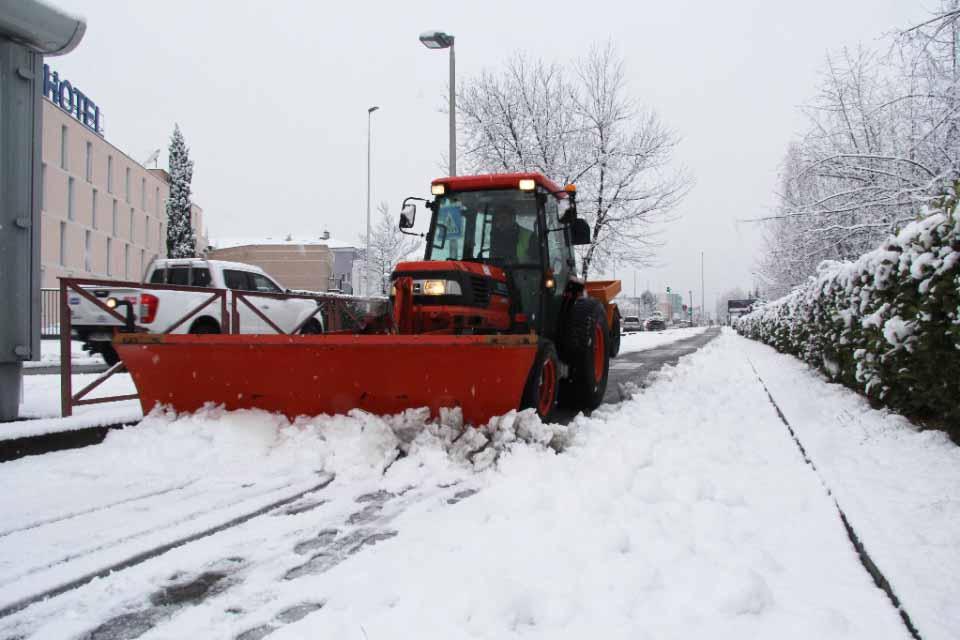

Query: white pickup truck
(69, 258), (324, 365)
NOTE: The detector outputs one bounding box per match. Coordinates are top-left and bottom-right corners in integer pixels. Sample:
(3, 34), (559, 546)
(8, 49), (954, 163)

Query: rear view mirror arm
(399, 196), (431, 238)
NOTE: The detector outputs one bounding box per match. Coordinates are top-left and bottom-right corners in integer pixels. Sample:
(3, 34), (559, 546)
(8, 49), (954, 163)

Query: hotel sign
(42, 65), (102, 136)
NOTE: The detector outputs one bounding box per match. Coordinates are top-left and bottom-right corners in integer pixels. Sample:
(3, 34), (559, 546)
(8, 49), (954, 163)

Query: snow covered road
(1, 330), (953, 639)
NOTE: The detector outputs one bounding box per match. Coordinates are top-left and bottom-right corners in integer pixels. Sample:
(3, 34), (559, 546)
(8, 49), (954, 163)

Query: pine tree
(165, 124), (196, 258)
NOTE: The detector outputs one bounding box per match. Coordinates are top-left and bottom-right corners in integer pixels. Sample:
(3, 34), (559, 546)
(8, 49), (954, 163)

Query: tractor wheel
(608, 307), (621, 358)
(559, 298), (610, 411)
(520, 339), (559, 421)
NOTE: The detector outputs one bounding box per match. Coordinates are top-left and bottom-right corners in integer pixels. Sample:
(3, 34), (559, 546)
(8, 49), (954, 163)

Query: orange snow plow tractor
(116, 173), (621, 425)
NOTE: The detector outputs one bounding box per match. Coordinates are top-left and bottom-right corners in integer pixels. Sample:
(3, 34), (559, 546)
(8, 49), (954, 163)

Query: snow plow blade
(114, 333), (539, 426)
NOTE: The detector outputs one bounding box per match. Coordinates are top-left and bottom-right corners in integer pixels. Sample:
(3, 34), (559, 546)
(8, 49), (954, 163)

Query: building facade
(207, 235), (360, 293)
(39, 67), (205, 288)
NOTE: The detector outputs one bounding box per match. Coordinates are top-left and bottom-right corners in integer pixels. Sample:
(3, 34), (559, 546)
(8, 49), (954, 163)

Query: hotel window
(84, 230), (91, 272)
(85, 141), (92, 182)
(112, 199), (118, 235)
(67, 177), (75, 220)
(124, 244), (129, 279)
(106, 238), (112, 276)
(91, 189), (98, 229)
(145, 215), (150, 247)
(141, 178), (146, 210)
(125, 167), (131, 203)
(129, 208), (135, 241)
(140, 249), (146, 276)
(40, 163), (46, 211)
(157, 224), (163, 251)
(60, 125), (68, 170)
(107, 155), (113, 193)
(155, 187), (160, 214)
(59, 222), (66, 266)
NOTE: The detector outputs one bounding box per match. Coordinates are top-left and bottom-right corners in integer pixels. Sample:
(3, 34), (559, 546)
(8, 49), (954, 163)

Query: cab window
(544, 196), (570, 288)
(251, 273), (282, 293)
(223, 270), (253, 291)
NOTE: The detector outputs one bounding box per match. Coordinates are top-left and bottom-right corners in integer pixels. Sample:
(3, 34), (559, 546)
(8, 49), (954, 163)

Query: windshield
(427, 189), (540, 266)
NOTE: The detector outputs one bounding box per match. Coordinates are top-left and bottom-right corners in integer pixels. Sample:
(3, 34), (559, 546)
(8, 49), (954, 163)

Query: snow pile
(249, 333), (910, 639)
(736, 188), (960, 436)
(618, 325), (708, 354)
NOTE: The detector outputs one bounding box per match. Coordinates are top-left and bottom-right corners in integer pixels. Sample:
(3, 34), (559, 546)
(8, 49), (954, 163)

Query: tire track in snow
(0, 479), (200, 539)
(748, 359), (923, 640)
(0, 474), (335, 621)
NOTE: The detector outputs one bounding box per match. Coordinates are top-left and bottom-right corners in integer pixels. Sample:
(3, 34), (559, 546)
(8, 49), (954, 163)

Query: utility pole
(701, 251), (705, 325)
(365, 105), (379, 296)
(689, 290), (693, 325)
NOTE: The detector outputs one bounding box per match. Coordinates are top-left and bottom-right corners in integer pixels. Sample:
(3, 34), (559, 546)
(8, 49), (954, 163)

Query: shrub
(736, 187), (960, 438)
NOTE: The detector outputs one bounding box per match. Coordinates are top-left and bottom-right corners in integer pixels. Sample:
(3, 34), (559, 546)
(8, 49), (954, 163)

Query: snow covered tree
(457, 43), (691, 279)
(165, 124), (196, 258)
(640, 289), (657, 315)
(756, 2), (960, 291)
(361, 202), (422, 295)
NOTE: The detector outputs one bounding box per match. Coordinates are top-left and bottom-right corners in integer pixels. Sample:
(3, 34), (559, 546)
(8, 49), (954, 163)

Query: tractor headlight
(414, 279), (462, 296)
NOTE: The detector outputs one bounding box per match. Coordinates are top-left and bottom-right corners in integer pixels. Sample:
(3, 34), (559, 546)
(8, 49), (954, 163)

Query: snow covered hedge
(736, 188), (960, 436)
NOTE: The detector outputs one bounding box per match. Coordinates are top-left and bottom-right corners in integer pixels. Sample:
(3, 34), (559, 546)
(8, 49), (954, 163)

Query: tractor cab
(395, 173), (591, 338)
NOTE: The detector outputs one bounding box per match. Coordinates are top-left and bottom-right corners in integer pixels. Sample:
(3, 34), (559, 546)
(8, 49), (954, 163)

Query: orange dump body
(115, 333), (538, 426)
(585, 280), (622, 327)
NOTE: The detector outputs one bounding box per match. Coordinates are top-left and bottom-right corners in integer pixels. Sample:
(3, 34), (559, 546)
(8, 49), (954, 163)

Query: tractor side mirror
(399, 204), (416, 229)
(570, 218), (591, 245)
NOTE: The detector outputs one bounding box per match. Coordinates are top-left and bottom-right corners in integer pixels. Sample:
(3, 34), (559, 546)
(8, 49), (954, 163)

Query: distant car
(622, 315), (643, 333)
(644, 317), (667, 331)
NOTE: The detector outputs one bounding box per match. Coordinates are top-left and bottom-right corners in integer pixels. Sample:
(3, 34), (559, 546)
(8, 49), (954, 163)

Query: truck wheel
(100, 345), (120, 366)
(608, 307), (621, 358)
(299, 319), (323, 335)
(189, 318), (221, 334)
(520, 339), (558, 421)
(560, 298), (609, 411)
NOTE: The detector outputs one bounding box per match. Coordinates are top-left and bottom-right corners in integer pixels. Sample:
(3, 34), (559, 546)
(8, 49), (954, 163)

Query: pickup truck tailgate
(69, 287), (141, 327)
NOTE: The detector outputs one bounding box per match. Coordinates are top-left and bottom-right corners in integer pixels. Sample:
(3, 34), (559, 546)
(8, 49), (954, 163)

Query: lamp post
(419, 30), (456, 176)
(365, 105), (379, 296)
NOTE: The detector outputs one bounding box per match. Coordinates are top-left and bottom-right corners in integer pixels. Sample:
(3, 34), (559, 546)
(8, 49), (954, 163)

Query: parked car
(644, 316), (667, 331)
(622, 315), (643, 333)
(69, 259), (324, 365)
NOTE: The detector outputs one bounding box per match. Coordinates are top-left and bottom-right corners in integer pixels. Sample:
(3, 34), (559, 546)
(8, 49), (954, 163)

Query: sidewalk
(739, 331), (960, 640)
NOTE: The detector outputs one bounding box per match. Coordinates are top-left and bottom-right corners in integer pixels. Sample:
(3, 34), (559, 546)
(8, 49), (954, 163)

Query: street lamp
(419, 29), (456, 176)
(365, 105), (379, 296)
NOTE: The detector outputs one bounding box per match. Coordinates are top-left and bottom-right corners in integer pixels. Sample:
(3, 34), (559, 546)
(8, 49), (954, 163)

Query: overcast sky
(51, 0), (928, 310)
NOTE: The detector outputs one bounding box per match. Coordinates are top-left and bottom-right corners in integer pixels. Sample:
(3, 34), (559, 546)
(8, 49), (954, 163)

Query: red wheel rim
(593, 323), (605, 382)
(537, 356), (557, 416)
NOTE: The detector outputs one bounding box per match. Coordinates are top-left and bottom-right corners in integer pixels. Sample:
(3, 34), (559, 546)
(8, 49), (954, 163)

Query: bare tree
(755, 2), (960, 291)
(457, 43), (692, 279)
(361, 202), (422, 295)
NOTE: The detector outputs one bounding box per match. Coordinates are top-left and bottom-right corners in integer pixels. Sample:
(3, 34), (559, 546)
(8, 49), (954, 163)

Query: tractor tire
(559, 298), (610, 412)
(608, 307), (621, 358)
(520, 339), (559, 421)
(189, 318), (221, 334)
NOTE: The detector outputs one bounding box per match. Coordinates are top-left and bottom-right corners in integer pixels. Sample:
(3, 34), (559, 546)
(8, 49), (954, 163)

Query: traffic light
(682, 304), (688, 312)
(666, 286), (671, 293)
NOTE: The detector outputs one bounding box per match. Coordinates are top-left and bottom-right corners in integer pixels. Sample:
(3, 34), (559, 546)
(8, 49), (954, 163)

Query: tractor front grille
(469, 275), (490, 306)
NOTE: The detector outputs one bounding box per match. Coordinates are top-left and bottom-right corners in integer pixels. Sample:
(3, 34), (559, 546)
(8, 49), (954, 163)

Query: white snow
(742, 334), (960, 640)
(4, 330), (950, 639)
(22, 340), (104, 369)
(618, 326), (708, 354)
(3, 372), (141, 441)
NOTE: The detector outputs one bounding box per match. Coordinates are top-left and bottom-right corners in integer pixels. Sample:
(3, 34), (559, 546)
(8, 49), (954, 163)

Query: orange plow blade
(115, 334), (538, 426)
